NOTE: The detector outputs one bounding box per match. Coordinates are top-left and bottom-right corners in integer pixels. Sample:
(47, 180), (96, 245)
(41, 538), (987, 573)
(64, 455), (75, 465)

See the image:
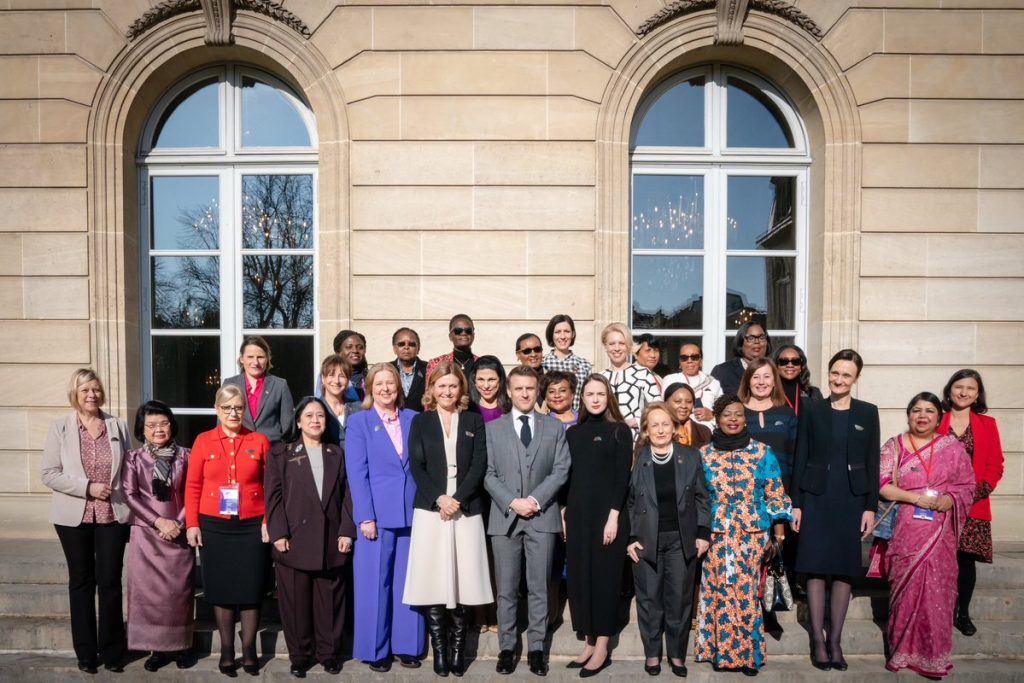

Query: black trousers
(54, 522), (130, 665)
(632, 530), (697, 660)
(275, 562), (347, 666)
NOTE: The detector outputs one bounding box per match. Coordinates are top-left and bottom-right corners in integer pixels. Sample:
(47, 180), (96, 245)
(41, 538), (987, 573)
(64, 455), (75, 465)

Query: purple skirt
(126, 525), (195, 651)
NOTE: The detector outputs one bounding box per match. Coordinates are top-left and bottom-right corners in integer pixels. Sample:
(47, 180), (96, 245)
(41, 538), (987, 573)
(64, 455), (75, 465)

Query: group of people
(39, 313), (1004, 680)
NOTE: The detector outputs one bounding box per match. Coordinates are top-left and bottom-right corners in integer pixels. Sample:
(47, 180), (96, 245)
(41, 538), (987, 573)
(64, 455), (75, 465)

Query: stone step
(0, 652), (1022, 682)
(1, 615), (1021, 659)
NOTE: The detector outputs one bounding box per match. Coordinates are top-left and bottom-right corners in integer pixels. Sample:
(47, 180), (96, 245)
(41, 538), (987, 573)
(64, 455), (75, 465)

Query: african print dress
(695, 440), (792, 671)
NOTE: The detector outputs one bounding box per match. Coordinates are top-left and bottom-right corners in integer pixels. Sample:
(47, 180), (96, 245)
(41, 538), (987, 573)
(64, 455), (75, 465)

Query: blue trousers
(352, 526), (425, 662)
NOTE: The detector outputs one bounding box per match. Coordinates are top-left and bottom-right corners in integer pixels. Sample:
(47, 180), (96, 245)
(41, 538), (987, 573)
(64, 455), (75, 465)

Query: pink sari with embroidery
(880, 434), (974, 678)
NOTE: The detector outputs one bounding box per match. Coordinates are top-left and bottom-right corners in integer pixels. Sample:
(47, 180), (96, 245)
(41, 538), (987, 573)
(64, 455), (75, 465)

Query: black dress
(564, 418), (633, 636)
(794, 408), (865, 576)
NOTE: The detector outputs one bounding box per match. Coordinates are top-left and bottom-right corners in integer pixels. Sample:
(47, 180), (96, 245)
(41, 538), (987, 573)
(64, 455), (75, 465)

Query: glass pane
(632, 175), (704, 249)
(633, 77), (705, 148)
(241, 76), (312, 148)
(242, 255), (314, 329)
(152, 336), (220, 408)
(725, 256), (795, 330)
(722, 335), (793, 362)
(632, 255), (703, 330)
(151, 176), (220, 250)
(241, 175), (314, 249)
(259, 335), (315, 403)
(727, 78), (793, 148)
(174, 414), (218, 450)
(727, 176), (795, 250)
(152, 256), (219, 329)
(641, 335), (705, 377)
(153, 78), (219, 148)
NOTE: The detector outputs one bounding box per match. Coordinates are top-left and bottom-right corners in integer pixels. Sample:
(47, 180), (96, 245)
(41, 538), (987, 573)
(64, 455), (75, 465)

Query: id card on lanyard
(904, 435), (938, 521)
(219, 484), (240, 516)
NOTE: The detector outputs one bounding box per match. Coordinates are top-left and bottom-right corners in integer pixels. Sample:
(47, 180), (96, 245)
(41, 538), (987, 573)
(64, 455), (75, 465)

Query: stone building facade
(0, 0), (1021, 540)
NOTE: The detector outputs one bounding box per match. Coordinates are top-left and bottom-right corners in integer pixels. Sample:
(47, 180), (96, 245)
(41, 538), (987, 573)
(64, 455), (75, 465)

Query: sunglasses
(679, 354), (702, 361)
(776, 357), (804, 367)
(451, 327), (475, 335)
(395, 341), (418, 348)
(518, 346), (543, 355)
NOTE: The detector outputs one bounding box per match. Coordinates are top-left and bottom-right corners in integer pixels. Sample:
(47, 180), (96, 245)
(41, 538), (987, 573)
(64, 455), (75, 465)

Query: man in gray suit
(485, 366), (571, 676)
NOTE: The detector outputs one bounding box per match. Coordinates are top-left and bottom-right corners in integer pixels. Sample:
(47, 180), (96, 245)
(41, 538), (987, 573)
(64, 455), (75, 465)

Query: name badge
(219, 484), (240, 516)
(913, 488), (938, 521)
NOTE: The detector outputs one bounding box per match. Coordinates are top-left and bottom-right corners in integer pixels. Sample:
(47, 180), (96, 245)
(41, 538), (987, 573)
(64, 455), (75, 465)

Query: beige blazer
(40, 411), (132, 526)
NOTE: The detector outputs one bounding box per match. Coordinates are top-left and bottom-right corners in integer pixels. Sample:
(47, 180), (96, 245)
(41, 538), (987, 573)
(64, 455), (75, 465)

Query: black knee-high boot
(449, 605), (468, 677)
(427, 606), (450, 676)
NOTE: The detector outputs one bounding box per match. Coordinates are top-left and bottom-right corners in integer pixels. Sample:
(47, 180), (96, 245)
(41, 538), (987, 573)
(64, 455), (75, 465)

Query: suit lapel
(673, 444), (693, 510)
(65, 413), (84, 477)
(254, 376), (273, 423)
(398, 410), (413, 470)
(104, 415), (124, 484)
(321, 444), (341, 510)
(289, 442), (319, 502)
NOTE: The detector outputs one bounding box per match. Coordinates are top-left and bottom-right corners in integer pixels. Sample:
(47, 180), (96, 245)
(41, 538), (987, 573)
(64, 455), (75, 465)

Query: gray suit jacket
(40, 411), (132, 526)
(223, 373), (295, 445)
(484, 411), (570, 536)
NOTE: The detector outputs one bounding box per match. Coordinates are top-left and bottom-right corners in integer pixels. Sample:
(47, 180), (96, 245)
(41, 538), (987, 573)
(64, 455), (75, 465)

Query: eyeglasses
(744, 334), (768, 343)
(679, 354), (702, 362)
(776, 357), (804, 367)
(451, 327), (475, 335)
(395, 341), (418, 348)
(144, 420), (171, 430)
(518, 346), (543, 355)
(218, 405), (245, 415)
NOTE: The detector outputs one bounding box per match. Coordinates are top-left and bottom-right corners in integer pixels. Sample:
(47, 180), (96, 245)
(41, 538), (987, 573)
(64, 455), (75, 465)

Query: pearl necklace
(651, 448), (673, 465)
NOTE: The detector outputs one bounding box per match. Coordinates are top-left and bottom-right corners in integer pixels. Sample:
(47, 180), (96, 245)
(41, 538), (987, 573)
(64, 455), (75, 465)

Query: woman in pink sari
(878, 392), (974, 678)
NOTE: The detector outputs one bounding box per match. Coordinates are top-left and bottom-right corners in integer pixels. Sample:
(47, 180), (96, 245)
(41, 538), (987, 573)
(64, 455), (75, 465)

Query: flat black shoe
(644, 662), (661, 675)
(956, 615), (977, 636)
(579, 656), (611, 678)
(811, 657), (831, 671)
(496, 650), (516, 675)
(322, 659), (342, 675)
(669, 662), (687, 677)
(741, 666), (759, 676)
(528, 651), (548, 677)
(398, 655), (421, 668)
(103, 662), (124, 673)
(77, 660), (98, 674)
(831, 658), (848, 672)
(289, 663), (307, 678)
(368, 659), (392, 673)
(241, 662), (259, 676)
(176, 651), (196, 669)
(144, 653), (168, 672)
(567, 659), (588, 669)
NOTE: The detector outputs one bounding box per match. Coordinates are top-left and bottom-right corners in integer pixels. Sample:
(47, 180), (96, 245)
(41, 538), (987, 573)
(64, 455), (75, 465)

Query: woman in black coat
(710, 321), (772, 396)
(264, 397), (356, 677)
(563, 374), (633, 677)
(791, 349), (880, 671)
(626, 401), (711, 677)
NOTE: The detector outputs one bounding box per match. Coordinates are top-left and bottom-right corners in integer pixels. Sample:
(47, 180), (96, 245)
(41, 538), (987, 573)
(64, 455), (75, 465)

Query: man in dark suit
(392, 327), (428, 412)
(484, 366), (571, 676)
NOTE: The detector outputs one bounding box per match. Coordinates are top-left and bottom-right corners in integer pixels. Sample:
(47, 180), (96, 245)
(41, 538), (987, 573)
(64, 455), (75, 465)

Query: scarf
(147, 441), (178, 502)
(710, 427), (751, 452)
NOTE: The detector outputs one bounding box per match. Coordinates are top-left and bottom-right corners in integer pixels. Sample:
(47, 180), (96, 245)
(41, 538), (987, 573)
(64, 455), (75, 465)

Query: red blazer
(185, 426), (271, 528)
(938, 411), (1004, 521)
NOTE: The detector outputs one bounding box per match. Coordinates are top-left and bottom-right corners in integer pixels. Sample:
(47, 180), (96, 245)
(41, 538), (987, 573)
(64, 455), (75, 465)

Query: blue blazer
(345, 407), (418, 530)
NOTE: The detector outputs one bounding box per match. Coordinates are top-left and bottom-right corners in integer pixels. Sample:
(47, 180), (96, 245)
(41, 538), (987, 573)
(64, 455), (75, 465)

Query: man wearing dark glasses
(391, 327), (428, 412)
(427, 314), (479, 377)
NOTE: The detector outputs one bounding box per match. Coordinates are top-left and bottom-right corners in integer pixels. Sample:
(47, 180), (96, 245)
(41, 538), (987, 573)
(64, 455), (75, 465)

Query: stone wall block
(926, 279), (1024, 321)
(374, 7), (473, 50)
(862, 188), (977, 232)
(858, 322), (975, 365)
(473, 187), (594, 230)
(0, 12), (64, 55)
(862, 144), (978, 189)
(526, 231), (595, 275)
(911, 101), (1024, 144)
(911, 55), (1024, 100)
(0, 452), (30, 495)
(883, 9), (983, 54)
(350, 231), (422, 275)
(39, 101), (90, 143)
(23, 277), (90, 319)
(0, 235), (22, 276)
(547, 52), (613, 103)
(66, 10), (125, 71)
(0, 278), (24, 318)
(859, 279), (928, 320)
(983, 10), (1024, 53)
(527, 276), (594, 319)
(823, 10), (883, 70)
(977, 325), (1024, 366)
(0, 365), (80, 408)
(347, 98), (400, 140)
(858, 100), (909, 143)
(980, 146), (1024, 189)
(400, 53), (547, 96)
(547, 97), (599, 140)
(351, 276), (421, 319)
(926, 235), (1024, 277)
(0, 189), (87, 233)
(0, 57), (39, 99)
(335, 52), (401, 103)
(0, 102), (39, 143)
(21, 233), (89, 275)
(474, 141), (596, 186)
(978, 190), (1024, 232)
(473, 7), (574, 50)
(0, 145), (86, 188)
(860, 234), (928, 276)
(421, 232), (528, 275)
(573, 7), (637, 69)
(351, 186), (473, 230)
(401, 97), (547, 140)
(846, 54), (909, 106)
(351, 142), (472, 186)
(312, 7), (372, 68)
(0, 321), (91, 363)
(422, 276), (528, 319)
(38, 56), (103, 106)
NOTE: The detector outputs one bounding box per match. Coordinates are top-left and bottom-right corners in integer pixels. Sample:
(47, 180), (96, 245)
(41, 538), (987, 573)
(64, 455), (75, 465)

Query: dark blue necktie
(519, 415), (532, 447)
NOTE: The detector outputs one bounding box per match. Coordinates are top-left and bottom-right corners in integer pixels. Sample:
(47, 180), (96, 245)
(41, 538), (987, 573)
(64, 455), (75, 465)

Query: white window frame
(630, 64), (810, 364)
(138, 65), (319, 426)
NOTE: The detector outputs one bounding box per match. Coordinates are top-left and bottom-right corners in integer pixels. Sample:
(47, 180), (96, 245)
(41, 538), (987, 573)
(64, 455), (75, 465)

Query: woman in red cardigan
(185, 384), (272, 675)
(938, 369), (1005, 637)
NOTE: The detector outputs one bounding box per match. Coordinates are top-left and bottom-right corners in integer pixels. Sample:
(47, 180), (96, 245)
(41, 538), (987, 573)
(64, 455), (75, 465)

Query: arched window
(630, 64), (809, 365)
(138, 65), (318, 442)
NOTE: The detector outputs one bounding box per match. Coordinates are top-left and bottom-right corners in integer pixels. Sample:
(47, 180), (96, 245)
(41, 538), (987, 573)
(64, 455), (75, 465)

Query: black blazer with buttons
(790, 397), (881, 511)
(407, 409), (488, 517)
(394, 358), (428, 413)
(628, 442), (711, 563)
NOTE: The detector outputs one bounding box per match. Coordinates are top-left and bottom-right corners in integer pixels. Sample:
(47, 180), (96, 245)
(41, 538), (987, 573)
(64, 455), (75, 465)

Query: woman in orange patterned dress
(694, 394), (792, 676)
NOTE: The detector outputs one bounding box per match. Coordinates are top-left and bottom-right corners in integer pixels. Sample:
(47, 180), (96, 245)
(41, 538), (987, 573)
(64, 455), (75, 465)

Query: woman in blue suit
(345, 363), (425, 672)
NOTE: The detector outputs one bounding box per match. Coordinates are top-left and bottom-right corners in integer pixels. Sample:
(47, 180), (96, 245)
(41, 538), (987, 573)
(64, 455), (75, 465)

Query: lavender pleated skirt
(126, 525), (195, 651)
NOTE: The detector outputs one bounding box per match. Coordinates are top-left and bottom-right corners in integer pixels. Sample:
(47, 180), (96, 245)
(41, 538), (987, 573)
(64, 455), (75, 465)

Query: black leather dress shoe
(398, 655), (421, 668)
(289, 663), (307, 678)
(144, 653), (168, 672)
(528, 650), (548, 676)
(176, 651), (196, 669)
(322, 659), (342, 674)
(368, 658), (392, 673)
(644, 662), (661, 675)
(496, 650), (516, 675)
(669, 662), (687, 677)
(77, 660), (98, 674)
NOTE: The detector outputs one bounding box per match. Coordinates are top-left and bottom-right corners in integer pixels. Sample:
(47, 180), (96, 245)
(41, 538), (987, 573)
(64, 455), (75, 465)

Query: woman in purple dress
(121, 401), (195, 671)
(469, 355), (510, 423)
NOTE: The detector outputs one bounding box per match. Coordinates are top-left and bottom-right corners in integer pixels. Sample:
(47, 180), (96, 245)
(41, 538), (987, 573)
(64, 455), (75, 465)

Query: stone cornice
(637, 0), (823, 41)
(127, 0), (311, 43)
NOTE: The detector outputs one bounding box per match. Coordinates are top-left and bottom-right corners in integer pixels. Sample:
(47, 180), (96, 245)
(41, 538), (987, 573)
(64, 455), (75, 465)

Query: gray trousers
(633, 530), (697, 660)
(491, 528), (556, 652)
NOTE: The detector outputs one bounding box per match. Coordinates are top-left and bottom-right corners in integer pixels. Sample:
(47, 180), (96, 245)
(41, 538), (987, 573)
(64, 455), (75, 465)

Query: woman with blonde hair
(599, 323), (660, 436)
(41, 368), (132, 674)
(404, 362), (492, 677)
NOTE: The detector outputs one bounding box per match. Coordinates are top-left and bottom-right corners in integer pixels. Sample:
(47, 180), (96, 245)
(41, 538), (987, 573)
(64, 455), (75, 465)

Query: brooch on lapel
(465, 431), (474, 437)
(854, 424), (865, 431)
(593, 436), (603, 441)
(288, 454), (307, 464)
(773, 420), (785, 427)
(373, 425), (382, 432)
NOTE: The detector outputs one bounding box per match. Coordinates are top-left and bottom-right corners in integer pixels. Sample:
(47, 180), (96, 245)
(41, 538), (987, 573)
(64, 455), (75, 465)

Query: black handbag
(759, 537), (794, 612)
